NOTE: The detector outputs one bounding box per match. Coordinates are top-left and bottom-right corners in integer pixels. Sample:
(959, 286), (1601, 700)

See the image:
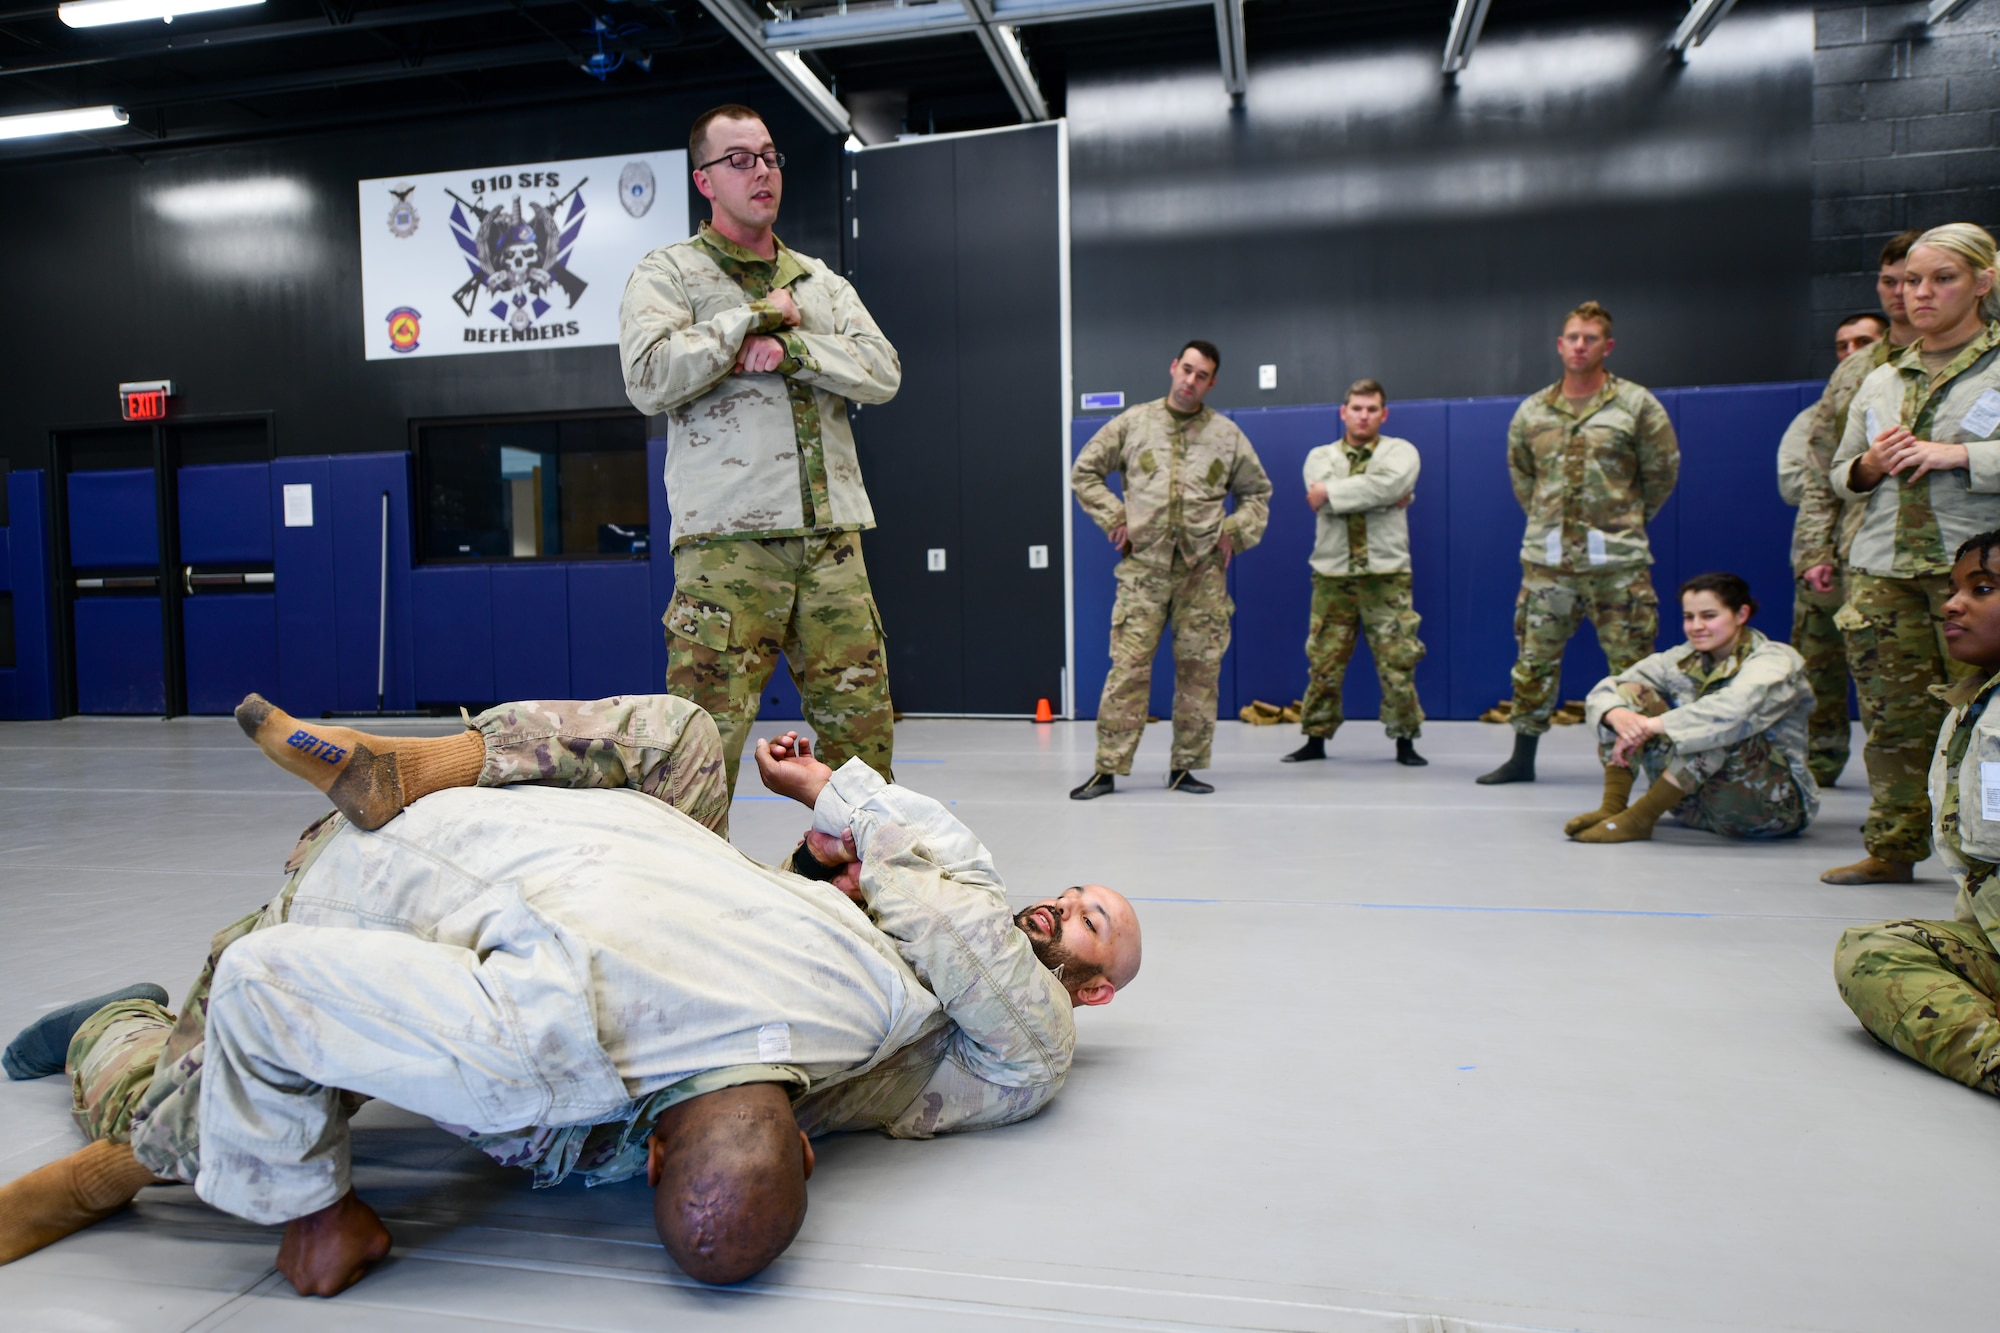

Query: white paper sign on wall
(357, 150), (688, 361)
(282, 484), (314, 528)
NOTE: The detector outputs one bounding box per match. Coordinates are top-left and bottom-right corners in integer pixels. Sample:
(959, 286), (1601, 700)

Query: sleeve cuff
(1964, 440), (2000, 493)
(779, 331), (817, 377)
(812, 757), (887, 838)
(747, 300), (785, 335)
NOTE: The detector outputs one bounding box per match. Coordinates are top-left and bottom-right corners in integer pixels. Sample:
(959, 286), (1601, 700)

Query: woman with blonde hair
(1826, 223), (2000, 885)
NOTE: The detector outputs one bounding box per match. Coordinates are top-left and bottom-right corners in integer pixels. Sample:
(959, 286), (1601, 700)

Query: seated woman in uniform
(1836, 531), (2000, 1097)
(1564, 571), (1820, 843)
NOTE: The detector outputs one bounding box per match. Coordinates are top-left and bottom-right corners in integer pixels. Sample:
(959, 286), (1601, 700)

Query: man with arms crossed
(1478, 301), (1680, 785)
(1775, 309), (1886, 789)
(1282, 378), (1428, 767)
(621, 104), (901, 794)
(0, 694), (1139, 1294)
(1069, 341), (1272, 797)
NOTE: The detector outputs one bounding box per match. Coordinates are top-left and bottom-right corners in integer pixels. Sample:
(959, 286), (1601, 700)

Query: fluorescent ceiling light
(0, 105), (128, 140)
(59, 0), (264, 29)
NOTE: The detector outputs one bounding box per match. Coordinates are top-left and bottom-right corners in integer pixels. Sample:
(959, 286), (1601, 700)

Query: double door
(54, 417), (277, 716)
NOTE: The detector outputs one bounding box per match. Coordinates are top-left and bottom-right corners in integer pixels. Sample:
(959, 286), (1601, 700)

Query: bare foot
(275, 1190), (392, 1297)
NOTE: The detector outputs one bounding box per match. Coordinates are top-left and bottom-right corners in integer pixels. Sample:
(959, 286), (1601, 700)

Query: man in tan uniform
(620, 104), (901, 795)
(1775, 310), (1885, 788)
(1070, 341), (1272, 797)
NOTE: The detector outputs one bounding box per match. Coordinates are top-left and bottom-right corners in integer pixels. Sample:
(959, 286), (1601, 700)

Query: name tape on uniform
(1982, 762), (2000, 822)
(757, 1022), (792, 1062)
(1960, 389), (2000, 441)
(1865, 407), (1885, 443)
(1545, 529), (1562, 564)
(1587, 529), (1608, 566)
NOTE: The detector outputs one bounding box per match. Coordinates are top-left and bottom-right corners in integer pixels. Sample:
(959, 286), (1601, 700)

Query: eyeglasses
(696, 149), (785, 173)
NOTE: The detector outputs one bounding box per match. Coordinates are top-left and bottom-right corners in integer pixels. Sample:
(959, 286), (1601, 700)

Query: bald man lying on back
(0, 694), (1140, 1293)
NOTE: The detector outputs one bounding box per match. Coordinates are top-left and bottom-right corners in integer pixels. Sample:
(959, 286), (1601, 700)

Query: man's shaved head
(646, 1082), (813, 1284)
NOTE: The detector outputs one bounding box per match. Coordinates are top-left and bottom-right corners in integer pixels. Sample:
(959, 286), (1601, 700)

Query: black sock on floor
(3, 983), (169, 1081)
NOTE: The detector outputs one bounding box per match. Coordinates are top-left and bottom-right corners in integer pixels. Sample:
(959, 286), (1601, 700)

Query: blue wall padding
(184, 594), (278, 715)
(74, 597), (165, 714)
(271, 458), (337, 717)
(2, 471), (55, 718)
(179, 463), (274, 564)
(68, 469), (157, 570)
(411, 564), (495, 705)
(647, 434), (804, 723)
(492, 563), (570, 701)
(1071, 382), (1822, 725)
(568, 562), (654, 702)
(326, 454), (416, 712)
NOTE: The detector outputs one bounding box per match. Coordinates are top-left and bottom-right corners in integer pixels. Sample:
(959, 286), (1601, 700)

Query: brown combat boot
(1572, 774), (1684, 843)
(1565, 766), (1636, 837)
(0, 1140), (160, 1265)
(235, 693), (485, 830)
(1820, 856), (1916, 886)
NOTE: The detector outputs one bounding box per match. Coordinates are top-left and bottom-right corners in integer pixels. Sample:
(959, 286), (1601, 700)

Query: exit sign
(119, 379), (173, 421)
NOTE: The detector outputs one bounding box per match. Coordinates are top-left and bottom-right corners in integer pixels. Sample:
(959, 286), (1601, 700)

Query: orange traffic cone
(1034, 698), (1054, 723)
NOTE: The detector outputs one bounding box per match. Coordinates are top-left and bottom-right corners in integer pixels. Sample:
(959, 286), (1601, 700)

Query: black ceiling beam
(0, 0), (581, 80)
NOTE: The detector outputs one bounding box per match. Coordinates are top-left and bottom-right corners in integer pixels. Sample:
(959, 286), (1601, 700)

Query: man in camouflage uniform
(1281, 378), (1428, 767)
(1824, 237), (2000, 884)
(1479, 301), (1680, 785)
(0, 694), (1140, 1290)
(1776, 311), (1886, 786)
(621, 104), (900, 794)
(1069, 340), (1272, 797)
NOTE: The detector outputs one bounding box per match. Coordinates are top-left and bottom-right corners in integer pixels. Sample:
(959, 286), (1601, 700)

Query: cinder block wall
(1813, 1), (2000, 374)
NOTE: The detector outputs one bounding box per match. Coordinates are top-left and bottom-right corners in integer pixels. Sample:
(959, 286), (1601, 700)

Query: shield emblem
(619, 161), (656, 218)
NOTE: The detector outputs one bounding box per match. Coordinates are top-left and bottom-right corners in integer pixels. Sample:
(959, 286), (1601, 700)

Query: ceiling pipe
(1441, 0), (1491, 74)
(1214, 0), (1245, 102)
(1927, 0), (1977, 21)
(1666, 0), (1739, 56)
(698, 0), (852, 136)
(961, 0), (1048, 124)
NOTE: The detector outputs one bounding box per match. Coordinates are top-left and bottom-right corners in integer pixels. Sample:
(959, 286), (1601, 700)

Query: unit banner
(357, 150), (687, 361)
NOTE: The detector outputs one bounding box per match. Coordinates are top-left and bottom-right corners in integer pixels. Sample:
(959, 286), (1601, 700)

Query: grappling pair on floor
(0, 693), (1140, 1294)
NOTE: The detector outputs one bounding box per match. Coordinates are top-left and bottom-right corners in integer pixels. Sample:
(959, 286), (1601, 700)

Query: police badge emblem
(618, 161), (655, 218)
(386, 185), (419, 238)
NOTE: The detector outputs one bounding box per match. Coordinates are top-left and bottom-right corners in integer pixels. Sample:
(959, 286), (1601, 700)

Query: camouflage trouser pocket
(1832, 600), (1869, 635)
(664, 592), (733, 653)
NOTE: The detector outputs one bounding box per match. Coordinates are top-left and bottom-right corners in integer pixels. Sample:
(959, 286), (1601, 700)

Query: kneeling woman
(1836, 532), (2000, 1097)
(1565, 572), (1819, 843)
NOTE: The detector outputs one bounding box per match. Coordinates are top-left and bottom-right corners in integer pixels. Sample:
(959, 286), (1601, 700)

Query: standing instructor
(621, 104), (902, 794)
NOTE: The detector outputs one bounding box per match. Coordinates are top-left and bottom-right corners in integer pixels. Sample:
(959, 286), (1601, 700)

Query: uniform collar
(1675, 627), (1762, 682)
(1937, 666), (2000, 709)
(1543, 374), (1622, 420)
(1890, 319), (2000, 378)
(1159, 398), (1210, 426)
(696, 221), (809, 286)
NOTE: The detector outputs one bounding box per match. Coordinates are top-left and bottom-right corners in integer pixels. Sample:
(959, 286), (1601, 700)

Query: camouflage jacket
(1584, 628), (1820, 823)
(1506, 375), (1678, 571)
(1072, 400), (1271, 566)
(1302, 435), (1420, 576)
(1832, 320), (2000, 578)
(416, 765), (1070, 1192)
(619, 223), (901, 548)
(1790, 340), (1893, 572)
(1931, 669), (2000, 941)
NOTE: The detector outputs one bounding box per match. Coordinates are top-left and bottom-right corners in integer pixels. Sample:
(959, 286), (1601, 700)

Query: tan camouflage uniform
(68, 701), (1073, 1211)
(1835, 669), (2000, 1095)
(1582, 629), (1820, 838)
(622, 222), (900, 792)
(1072, 399), (1272, 773)
(1829, 321), (2000, 863)
(1505, 376), (1680, 736)
(1299, 435), (1425, 740)
(1777, 400), (1855, 786)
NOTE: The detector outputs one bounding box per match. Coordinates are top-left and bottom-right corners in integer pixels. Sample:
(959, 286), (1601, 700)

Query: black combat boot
(1395, 738), (1428, 767)
(1166, 769), (1215, 794)
(1281, 737), (1326, 763)
(1475, 732), (1538, 785)
(1069, 772), (1116, 800)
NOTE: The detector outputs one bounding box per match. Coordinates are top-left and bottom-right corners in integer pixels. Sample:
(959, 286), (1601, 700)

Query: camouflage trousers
(1837, 572), (1972, 864)
(1792, 574), (1852, 787)
(1095, 548), (1232, 774)
(1299, 572), (1425, 741)
(1604, 682), (1808, 838)
(66, 693), (729, 1182)
(1834, 918), (2000, 1096)
(1510, 563), (1658, 737)
(666, 533), (893, 795)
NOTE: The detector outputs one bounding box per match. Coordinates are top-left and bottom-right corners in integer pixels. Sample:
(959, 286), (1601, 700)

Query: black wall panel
(1066, 10), (1818, 411)
(0, 93), (842, 476)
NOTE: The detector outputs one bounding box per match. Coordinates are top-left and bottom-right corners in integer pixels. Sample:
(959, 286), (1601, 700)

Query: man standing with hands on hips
(620, 104), (902, 795)
(1069, 341), (1271, 798)
(1478, 301), (1680, 785)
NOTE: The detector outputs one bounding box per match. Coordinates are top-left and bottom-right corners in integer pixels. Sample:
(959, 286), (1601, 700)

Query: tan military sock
(0, 1139), (160, 1265)
(1572, 774), (1684, 843)
(235, 693), (484, 831)
(1564, 766), (1636, 837)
